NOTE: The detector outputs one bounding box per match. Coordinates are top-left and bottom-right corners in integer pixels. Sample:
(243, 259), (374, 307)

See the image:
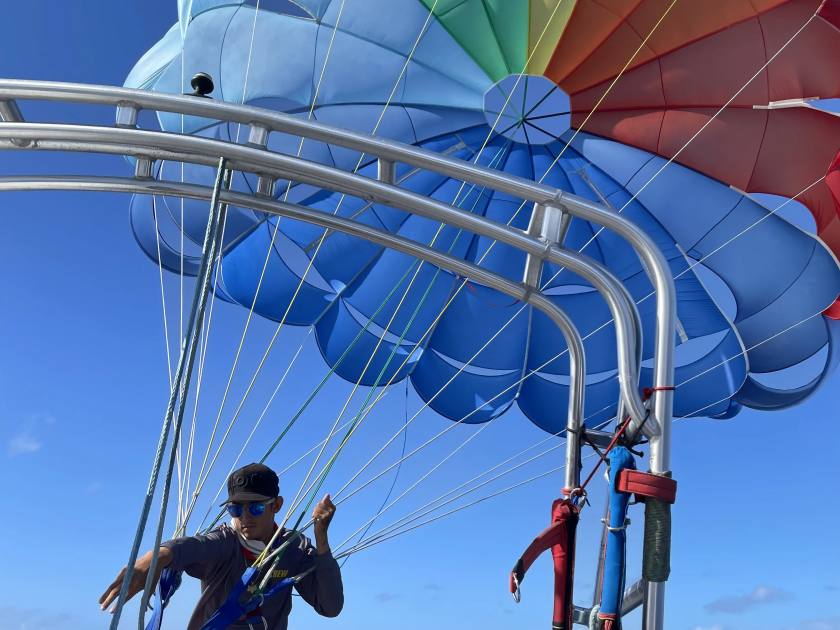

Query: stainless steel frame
(0, 80), (677, 630)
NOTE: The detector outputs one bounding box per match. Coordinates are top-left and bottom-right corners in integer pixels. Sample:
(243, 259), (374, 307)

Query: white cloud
(704, 585), (792, 614)
(7, 431), (42, 456)
(691, 625), (728, 630)
(6, 413), (55, 457)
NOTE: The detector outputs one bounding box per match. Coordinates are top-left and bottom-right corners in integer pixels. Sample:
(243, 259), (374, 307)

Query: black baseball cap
(221, 463), (279, 505)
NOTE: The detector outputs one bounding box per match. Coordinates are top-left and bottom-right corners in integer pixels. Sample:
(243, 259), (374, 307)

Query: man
(100, 463), (343, 629)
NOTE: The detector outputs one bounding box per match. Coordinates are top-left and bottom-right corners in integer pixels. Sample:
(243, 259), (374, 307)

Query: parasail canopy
(126, 0), (840, 433)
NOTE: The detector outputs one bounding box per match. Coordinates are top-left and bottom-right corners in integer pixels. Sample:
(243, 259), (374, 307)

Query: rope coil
(642, 474), (673, 583)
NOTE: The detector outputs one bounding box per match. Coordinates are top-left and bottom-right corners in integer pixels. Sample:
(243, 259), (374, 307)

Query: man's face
(231, 497), (283, 542)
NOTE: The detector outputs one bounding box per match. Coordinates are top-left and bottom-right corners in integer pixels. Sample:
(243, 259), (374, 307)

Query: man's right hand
(99, 547), (172, 613)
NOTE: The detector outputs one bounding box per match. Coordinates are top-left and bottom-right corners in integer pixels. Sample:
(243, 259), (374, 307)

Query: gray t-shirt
(162, 524), (343, 629)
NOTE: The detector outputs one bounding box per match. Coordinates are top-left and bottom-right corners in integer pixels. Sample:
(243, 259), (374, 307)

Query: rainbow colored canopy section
(126, 0), (840, 432)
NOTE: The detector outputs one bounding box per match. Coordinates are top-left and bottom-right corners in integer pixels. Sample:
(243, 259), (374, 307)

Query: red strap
(617, 469), (677, 504)
(573, 385), (675, 497)
(509, 499), (579, 630)
(642, 385), (675, 401)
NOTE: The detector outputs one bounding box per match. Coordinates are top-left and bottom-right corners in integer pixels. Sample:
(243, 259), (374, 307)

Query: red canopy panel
(570, 106), (840, 303)
(559, 0), (840, 315)
(545, 0), (791, 95)
(824, 153), (840, 319)
(568, 0), (840, 112)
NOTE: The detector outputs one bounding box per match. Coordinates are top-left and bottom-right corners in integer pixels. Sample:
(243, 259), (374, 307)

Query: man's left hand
(312, 494), (336, 554)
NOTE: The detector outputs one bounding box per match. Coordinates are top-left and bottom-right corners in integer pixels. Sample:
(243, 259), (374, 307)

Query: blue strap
(599, 446), (636, 619)
(200, 567), (261, 630)
(145, 567), (183, 630)
(198, 567), (298, 630)
(261, 576), (297, 600)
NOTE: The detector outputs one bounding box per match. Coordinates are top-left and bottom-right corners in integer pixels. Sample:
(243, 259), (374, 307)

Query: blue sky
(1, 2), (839, 630)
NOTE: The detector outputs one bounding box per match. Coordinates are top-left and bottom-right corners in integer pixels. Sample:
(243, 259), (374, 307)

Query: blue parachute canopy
(126, 0), (840, 433)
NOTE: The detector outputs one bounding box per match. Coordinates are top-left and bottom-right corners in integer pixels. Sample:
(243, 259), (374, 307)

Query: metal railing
(0, 80), (676, 629)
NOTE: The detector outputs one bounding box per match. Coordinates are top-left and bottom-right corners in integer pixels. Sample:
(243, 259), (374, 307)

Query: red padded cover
(617, 469), (677, 504)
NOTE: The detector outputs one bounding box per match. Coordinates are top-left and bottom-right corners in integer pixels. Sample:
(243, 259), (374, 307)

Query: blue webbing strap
(198, 566), (301, 630)
(145, 568), (183, 630)
(599, 446), (636, 626)
(261, 575), (297, 600)
(199, 566), (260, 630)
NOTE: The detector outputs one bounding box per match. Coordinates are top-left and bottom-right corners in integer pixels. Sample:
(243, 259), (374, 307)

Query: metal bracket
(256, 174), (276, 197)
(523, 202), (571, 288)
(248, 123), (269, 148)
(134, 157), (154, 179)
(115, 103), (139, 128)
(377, 158), (395, 184)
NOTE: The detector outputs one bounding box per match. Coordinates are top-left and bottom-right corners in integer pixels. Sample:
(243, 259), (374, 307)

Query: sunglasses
(226, 499), (273, 518)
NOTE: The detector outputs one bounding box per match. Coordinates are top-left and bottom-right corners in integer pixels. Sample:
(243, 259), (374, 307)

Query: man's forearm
(139, 546), (174, 570)
(314, 531), (331, 555)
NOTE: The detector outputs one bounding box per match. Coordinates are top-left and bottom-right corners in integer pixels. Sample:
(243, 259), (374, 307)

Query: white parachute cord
(324, 4), (827, 488)
(150, 194), (178, 518)
(279, 246), (439, 527)
(339, 456), (592, 559)
(183, 0), (351, 525)
(335, 431), (571, 552)
(676, 309), (827, 407)
(343, 412), (618, 550)
(190, 0), (568, 536)
(193, 0), (437, 543)
(233, 0), (263, 145)
(342, 410), (615, 553)
(346, 299), (832, 557)
(278, 140), (514, 527)
(330, 312), (586, 511)
(275, 0), (683, 500)
(336, 288), (822, 558)
(137, 163), (232, 630)
(542, 6), (819, 270)
(176, 208), (230, 537)
(361, 427), (560, 530)
(176, 10), (188, 526)
(193, 327), (312, 532)
(187, 0), (272, 520)
(343, 288), (831, 553)
(151, 198), (175, 389)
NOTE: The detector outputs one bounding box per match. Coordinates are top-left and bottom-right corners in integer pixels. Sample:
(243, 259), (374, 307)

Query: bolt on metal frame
(0, 80), (677, 629)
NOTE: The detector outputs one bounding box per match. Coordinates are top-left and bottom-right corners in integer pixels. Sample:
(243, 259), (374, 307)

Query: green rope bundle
(642, 472), (672, 582)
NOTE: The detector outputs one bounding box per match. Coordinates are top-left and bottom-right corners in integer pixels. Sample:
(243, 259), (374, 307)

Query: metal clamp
(601, 517), (631, 532)
(510, 572), (521, 603)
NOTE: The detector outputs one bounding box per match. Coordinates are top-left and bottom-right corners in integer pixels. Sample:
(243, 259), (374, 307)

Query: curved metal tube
(1, 79), (677, 630)
(0, 123), (650, 429)
(0, 80), (674, 449)
(0, 174), (592, 488)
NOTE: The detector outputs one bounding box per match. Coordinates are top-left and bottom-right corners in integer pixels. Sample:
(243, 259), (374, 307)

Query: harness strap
(200, 547), (312, 629)
(144, 567), (183, 630)
(199, 566), (262, 630)
(509, 498), (579, 630)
